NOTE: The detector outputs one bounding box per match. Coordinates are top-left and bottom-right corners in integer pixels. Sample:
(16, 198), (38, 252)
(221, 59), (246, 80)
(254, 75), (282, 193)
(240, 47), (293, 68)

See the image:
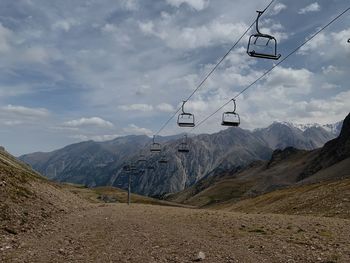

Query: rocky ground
(1, 203), (349, 263)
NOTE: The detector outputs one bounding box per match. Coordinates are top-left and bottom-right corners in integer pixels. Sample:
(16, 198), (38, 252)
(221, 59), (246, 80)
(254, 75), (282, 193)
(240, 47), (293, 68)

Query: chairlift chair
(178, 135), (190, 153)
(348, 38), (350, 43)
(130, 163), (137, 171)
(221, 99), (240, 127)
(123, 164), (131, 172)
(247, 11), (281, 60)
(158, 155), (168, 164)
(150, 135), (161, 153)
(147, 163), (155, 170)
(138, 154), (147, 163)
(177, 101), (195, 127)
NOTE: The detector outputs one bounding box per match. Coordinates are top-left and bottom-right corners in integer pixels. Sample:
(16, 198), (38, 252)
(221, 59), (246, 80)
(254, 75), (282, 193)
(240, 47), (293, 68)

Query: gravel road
(2, 203), (350, 263)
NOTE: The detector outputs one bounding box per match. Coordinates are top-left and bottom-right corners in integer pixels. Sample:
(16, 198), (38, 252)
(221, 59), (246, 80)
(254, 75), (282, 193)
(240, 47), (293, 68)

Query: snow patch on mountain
(272, 121), (343, 135)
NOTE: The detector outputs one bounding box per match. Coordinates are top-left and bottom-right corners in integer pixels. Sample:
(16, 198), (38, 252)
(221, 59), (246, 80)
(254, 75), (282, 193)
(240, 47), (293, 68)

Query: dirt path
(1, 204), (350, 263)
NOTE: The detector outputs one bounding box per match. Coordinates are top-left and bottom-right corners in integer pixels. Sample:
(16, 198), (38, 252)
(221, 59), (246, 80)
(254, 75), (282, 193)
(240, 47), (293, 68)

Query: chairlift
(130, 163), (137, 171)
(177, 101), (195, 127)
(138, 154), (147, 163)
(221, 99), (240, 127)
(158, 155), (168, 164)
(123, 164), (131, 172)
(178, 135), (190, 153)
(150, 135), (161, 153)
(247, 11), (281, 60)
(147, 163), (155, 170)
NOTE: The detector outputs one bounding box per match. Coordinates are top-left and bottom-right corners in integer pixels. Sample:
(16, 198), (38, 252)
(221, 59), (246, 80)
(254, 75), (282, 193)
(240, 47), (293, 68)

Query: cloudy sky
(0, 0), (349, 155)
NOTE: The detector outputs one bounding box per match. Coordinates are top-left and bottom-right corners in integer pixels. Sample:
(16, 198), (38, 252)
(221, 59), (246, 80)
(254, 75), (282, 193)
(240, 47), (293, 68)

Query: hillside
(216, 178), (350, 219)
(0, 147), (84, 244)
(168, 113), (350, 215)
(20, 120), (341, 197)
(0, 147), (175, 250)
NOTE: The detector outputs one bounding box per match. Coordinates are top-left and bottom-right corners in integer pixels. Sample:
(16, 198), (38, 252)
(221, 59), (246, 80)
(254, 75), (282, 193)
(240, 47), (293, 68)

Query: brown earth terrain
(2, 203), (350, 263)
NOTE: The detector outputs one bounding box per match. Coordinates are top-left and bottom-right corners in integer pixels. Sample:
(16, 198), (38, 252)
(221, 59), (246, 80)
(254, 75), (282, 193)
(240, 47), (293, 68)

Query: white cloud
(0, 23), (13, 53)
(118, 104), (154, 112)
(264, 67), (314, 94)
(71, 134), (120, 142)
(22, 47), (52, 64)
(52, 19), (77, 32)
(2, 105), (50, 118)
(298, 2), (321, 14)
(140, 19), (249, 49)
(123, 124), (153, 135)
(271, 3), (287, 15)
(101, 23), (118, 33)
(120, 0), (139, 11)
(3, 120), (23, 126)
(139, 21), (155, 35)
(166, 0), (209, 11)
(156, 103), (175, 112)
(63, 117), (114, 128)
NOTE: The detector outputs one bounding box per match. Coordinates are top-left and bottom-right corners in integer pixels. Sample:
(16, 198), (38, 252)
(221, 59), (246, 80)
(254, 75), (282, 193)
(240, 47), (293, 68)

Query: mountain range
(168, 113), (350, 212)
(19, 120), (343, 196)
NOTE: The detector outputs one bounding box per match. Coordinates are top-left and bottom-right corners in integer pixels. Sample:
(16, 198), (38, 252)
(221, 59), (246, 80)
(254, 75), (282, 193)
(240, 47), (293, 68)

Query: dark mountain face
(20, 120), (340, 196)
(299, 113), (350, 180)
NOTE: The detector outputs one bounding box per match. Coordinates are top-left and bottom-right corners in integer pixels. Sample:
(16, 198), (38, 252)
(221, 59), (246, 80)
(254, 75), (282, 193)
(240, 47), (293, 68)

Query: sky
(0, 0), (349, 155)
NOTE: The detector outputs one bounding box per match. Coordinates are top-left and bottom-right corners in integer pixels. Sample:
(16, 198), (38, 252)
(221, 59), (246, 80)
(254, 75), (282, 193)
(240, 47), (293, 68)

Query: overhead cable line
(191, 6), (350, 132)
(153, 0), (276, 136)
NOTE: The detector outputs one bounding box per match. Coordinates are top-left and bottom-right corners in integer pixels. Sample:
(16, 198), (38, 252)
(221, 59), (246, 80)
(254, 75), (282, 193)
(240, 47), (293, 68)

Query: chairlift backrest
(178, 101), (195, 127)
(247, 11), (281, 60)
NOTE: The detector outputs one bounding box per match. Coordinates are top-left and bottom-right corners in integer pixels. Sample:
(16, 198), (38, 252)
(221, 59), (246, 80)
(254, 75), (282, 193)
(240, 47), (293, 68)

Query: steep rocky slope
(0, 147), (85, 245)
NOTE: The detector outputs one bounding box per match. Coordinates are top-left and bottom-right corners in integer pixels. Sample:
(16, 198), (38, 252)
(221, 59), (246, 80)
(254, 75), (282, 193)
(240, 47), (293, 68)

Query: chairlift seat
(178, 143), (190, 153)
(147, 164), (155, 170)
(177, 113), (195, 127)
(222, 112), (240, 127)
(138, 155), (147, 163)
(247, 34), (281, 60)
(158, 156), (168, 164)
(150, 143), (161, 152)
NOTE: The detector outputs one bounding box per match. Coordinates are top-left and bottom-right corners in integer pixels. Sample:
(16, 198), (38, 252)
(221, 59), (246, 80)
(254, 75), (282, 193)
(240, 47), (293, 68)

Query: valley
(1, 113), (350, 262)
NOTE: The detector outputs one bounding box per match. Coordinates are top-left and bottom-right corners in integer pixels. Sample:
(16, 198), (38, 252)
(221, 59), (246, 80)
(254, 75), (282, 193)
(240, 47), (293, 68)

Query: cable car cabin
(247, 11), (281, 60)
(222, 112), (240, 127)
(177, 101), (195, 127)
(178, 142), (190, 153)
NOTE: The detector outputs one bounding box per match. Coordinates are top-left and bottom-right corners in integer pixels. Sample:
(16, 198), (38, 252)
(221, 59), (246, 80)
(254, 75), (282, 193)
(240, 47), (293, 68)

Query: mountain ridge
(19, 118), (344, 196)
(167, 113), (350, 208)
